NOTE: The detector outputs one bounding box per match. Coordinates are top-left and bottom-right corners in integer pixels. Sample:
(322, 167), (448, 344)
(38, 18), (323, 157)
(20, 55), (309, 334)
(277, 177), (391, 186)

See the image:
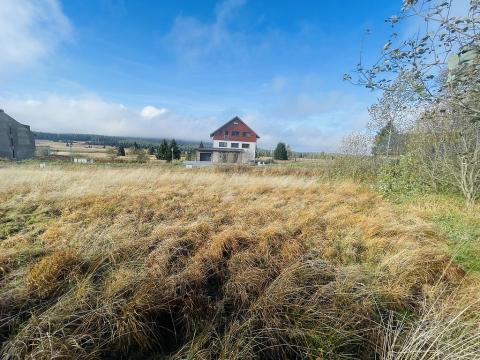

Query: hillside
(0, 165), (479, 359)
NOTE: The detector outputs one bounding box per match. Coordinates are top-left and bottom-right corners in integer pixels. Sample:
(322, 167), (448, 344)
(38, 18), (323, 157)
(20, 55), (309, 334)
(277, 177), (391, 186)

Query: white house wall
(212, 140), (256, 161)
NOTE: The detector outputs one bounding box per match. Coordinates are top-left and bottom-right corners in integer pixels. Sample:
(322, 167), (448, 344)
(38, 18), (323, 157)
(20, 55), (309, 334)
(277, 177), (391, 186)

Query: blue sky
(1, 0), (405, 151)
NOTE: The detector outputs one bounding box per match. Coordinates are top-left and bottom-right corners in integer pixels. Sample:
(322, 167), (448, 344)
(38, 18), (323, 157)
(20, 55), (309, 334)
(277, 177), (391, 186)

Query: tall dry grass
(379, 291), (480, 360)
(0, 165), (478, 359)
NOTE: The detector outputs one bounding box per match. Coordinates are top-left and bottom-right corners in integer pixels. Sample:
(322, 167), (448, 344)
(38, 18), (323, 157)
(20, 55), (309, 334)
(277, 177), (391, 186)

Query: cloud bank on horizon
(1, 95), (220, 141)
(0, 0), (442, 152)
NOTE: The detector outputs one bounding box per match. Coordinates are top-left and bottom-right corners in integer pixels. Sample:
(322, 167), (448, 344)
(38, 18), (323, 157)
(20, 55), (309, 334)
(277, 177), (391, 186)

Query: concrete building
(0, 109), (35, 160)
(196, 117), (260, 164)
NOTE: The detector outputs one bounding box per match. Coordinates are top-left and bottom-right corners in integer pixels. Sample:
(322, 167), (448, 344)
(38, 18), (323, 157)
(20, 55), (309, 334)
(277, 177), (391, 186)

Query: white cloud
(244, 107), (370, 153)
(141, 105), (169, 119)
(162, 0), (329, 71)
(163, 0), (249, 65)
(0, 94), (219, 141)
(0, 0), (71, 76)
(241, 77), (373, 152)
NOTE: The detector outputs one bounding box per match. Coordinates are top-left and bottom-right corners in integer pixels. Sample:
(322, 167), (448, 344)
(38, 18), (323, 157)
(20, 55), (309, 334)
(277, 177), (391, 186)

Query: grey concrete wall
(212, 151), (245, 164)
(195, 150), (246, 163)
(0, 111), (35, 160)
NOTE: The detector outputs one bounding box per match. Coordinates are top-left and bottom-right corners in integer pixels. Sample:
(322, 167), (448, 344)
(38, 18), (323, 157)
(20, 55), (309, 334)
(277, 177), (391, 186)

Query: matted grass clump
(0, 165), (478, 359)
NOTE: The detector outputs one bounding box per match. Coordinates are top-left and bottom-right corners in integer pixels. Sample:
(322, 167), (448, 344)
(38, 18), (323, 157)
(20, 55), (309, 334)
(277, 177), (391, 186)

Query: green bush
(376, 154), (426, 196)
(332, 156), (379, 183)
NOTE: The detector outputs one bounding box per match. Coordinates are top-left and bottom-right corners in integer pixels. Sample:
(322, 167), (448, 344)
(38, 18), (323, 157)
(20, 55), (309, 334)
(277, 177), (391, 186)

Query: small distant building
(0, 109), (35, 160)
(196, 116), (259, 164)
(73, 158), (94, 164)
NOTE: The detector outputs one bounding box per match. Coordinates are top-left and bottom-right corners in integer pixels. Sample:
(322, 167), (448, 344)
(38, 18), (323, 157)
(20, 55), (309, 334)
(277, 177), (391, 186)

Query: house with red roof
(196, 116), (259, 164)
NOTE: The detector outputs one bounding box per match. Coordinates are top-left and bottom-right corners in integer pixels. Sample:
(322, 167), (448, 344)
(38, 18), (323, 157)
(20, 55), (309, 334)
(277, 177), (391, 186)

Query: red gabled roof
(210, 116), (260, 139)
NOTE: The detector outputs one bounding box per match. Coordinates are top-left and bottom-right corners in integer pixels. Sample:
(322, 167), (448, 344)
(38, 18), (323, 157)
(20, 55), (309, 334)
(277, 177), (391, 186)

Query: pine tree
(286, 144), (293, 159)
(273, 142), (288, 160)
(147, 145), (155, 155)
(156, 140), (169, 160)
(170, 139), (181, 161)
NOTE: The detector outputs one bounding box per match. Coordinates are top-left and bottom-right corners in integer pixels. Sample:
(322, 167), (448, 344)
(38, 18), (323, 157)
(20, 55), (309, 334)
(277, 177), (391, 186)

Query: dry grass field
(0, 164), (479, 359)
(35, 140), (115, 159)
(35, 140), (155, 162)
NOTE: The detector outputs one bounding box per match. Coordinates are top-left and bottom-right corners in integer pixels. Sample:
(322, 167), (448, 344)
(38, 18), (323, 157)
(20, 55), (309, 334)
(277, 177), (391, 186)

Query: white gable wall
(212, 140), (256, 161)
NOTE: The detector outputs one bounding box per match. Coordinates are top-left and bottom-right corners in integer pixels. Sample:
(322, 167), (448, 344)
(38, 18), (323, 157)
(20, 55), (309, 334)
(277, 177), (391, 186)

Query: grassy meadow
(35, 140), (157, 163)
(0, 163), (479, 359)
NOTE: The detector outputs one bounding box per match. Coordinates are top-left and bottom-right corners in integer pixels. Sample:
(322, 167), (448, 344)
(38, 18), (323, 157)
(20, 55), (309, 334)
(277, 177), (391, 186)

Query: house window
(242, 132), (250, 137)
(219, 142), (227, 147)
(231, 143), (239, 148)
(242, 143), (250, 149)
(231, 131), (240, 136)
(224, 131), (229, 135)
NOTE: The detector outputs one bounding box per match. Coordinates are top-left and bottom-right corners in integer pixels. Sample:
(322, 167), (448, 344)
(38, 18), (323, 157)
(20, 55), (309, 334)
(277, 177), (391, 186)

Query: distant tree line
(259, 143), (336, 161)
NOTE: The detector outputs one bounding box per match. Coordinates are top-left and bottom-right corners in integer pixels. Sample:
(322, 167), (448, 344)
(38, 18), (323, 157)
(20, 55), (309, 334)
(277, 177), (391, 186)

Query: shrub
(332, 155), (379, 182)
(117, 146), (126, 157)
(376, 154), (426, 196)
(136, 150), (148, 163)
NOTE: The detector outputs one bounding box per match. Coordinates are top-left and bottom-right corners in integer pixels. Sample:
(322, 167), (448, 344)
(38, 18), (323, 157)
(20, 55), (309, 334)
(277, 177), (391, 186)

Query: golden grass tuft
(26, 250), (83, 299)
